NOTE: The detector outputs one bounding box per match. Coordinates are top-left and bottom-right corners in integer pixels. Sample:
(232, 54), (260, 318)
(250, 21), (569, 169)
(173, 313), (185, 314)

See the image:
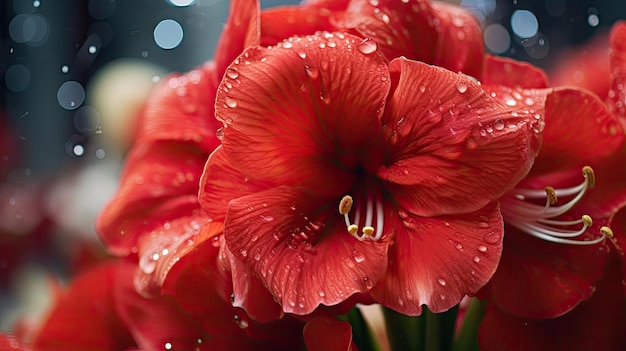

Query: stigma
(501, 166), (609, 246)
(338, 195), (384, 241)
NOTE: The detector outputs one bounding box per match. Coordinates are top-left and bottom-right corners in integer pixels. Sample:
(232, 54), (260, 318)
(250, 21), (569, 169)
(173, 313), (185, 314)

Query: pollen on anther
(362, 226), (375, 236)
(600, 226), (614, 238)
(545, 186), (557, 205)
(581, 214), (593, 227)
(582, 166), (595, 188)
(339, 195), (353, 215)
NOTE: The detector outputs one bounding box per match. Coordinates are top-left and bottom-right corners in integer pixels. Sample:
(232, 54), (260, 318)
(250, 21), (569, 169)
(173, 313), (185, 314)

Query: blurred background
(1, 0), (625, 333)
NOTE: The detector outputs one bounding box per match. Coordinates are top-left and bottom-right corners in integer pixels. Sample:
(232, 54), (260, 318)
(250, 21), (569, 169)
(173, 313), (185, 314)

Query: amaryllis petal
(261, 6), (336, 47)
(378, 57), (541, 216)
(216, 32), (389, 196)
(199, 146), (270, 223)
(225, 241), (285, 322)
(32, 262), (136, 351)
(133, 218), (220, 298)
(0, 334), (29, 351)
(482, 55), (548, 89)
(370, 202), (503, 315)
(214, 0), (260, 80)
(478, 252), (626, 351)
(135, 63), (220, 154)
(302, 0), (351, 11)
(339, 0), (484, 77)
(97, 141), (207, 255)
(610, 206), (626, 295)
(224, 186), (390, 315)
(526, 88), (624, 177)
(303, 318), (355, 351)
(487, 224), (610, 318)
(609, 21), (626, 126)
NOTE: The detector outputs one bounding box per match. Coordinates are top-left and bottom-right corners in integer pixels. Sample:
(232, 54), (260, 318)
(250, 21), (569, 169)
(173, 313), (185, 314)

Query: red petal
(610, 206), (626, 295)
(303, 318), (355, 351)
(225, 244), (285, 322)
(133, 218), (220, 298)
(199, 146), (270, 223)
(478, 252), (626, 351)
(96, 141), (207, 255)
(32, 262), (136, 351)
(549, 31), (610, 99)
(609, 21), (626, 126)
(214, 0), (260, 79)
(114, 261), (212, 351)
(487, 224), (610, 318)
(527, 88), (624, 177)
(216, 32), (389, 196)
(339, 0), (484, 77)
(302, 0), (351, 11)
(261, 6), (336, 47)
(224, 186), (390, 315)
(378, 58), (541, 216)
(135, 63), (221, 154)
(482, 55), (548, 88)
(370, 202), (503, 315)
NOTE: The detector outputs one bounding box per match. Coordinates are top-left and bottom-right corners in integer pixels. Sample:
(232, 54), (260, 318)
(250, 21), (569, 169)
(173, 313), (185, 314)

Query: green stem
(345, 307), (383, 351)
(453, 298), (485, 351)
(382, 306), (425, 351)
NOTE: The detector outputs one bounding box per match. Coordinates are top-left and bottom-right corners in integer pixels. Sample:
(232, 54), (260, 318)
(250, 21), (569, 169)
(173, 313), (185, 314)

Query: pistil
(501, 166), (610, 246)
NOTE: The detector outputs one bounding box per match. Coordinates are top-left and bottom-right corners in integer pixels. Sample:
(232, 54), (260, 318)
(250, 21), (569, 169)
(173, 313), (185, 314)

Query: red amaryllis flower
(199, 31), (542, 316)
(478, 20), (626, 323)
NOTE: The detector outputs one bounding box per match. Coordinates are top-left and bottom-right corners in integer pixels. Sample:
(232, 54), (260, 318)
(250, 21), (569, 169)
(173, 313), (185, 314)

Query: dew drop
(282, 41), (293, 49)
(260, 215), (274, 222)
(455, 243), (463, 250)
(478, 245), (488, 253)
(357, 38), (377, 55)
(493, 119), (505, 131)
(304, 65), (319, 79)
(240, 249), (248, 257)
(352, 251), (366, 263)
(318, 290), (326, 297)
(225, 68), (239, 79)
(419, 85), (426, 93)
(254, 252), (261, 261)
(456, 82), (468, 93)
(483, 231), (501, 244)
(224, 96), (237, 108)
(437, 278), (447, 286)
(477, 221), (489, 228)
(364, 277), (374, 289)
(216, 127), (224, 141)
(473, 256), (481, 263)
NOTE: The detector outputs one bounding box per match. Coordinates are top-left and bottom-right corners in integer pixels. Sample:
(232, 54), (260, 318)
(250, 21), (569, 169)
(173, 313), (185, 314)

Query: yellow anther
(348, 224), (359, 235)
(545, 186), (557, 205)
(582, 166), (595, 188)
(339, 195), (353, 215)
(581, 215), (593, 227)
(600, 226), (614, 238)
(362, 226), (375, 236)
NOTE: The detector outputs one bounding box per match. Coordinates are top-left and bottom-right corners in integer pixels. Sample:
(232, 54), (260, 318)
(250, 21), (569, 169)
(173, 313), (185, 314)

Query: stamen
(501, 166), (607, 246)
(338, 193), (385, 242)
(582, 166), (595, 188)
(600, 226), (614, 238)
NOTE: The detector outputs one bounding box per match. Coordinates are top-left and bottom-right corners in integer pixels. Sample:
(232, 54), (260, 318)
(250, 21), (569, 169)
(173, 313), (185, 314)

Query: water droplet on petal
(304, 65), (319, 79)
(493, 119), (505, 131)
(456, 82), (468, 93)
(352, 251), (366, 263)
(473, 256), (481, 263)
(364, 277), (374, 289)
(483, 231), (501, 244)
(226, 68), (239, 79)
(224, 96), (237, 108)
(477, 221), (489, 228)
(216, 127), (224, 141)
(437, 278), (447, 286)
(357, 38), (377, 55)
(478, 245), (488, 253)
(254, 252), (261, 261)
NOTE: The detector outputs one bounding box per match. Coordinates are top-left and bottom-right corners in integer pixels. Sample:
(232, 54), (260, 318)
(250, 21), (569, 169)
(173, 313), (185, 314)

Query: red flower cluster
(5, 1), (626, 350)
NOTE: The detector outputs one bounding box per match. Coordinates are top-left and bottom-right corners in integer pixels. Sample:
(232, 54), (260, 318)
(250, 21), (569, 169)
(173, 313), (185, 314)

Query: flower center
(339, 194), (384, 241)
(501, 166), (612, 245)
